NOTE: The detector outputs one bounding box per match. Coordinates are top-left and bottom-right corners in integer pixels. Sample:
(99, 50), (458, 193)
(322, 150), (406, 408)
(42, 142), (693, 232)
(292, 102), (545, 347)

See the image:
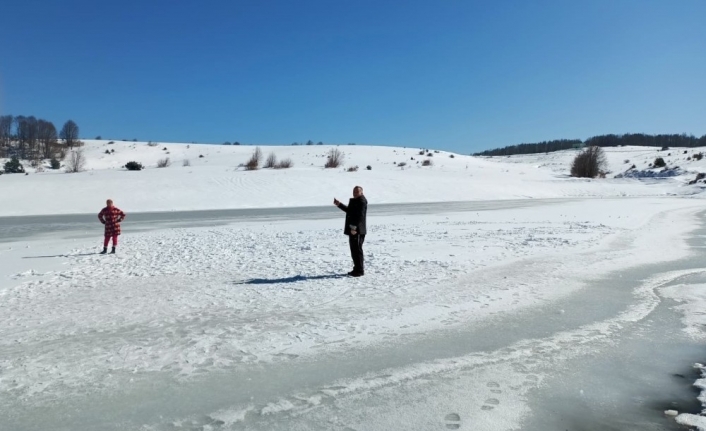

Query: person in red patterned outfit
(98, 199), (126, 254)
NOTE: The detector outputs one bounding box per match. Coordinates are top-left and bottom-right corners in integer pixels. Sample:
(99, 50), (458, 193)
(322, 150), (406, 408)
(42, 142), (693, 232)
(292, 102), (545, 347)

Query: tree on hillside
(0, 115), (12, 155)
(37, 120), (58, 159)
(60, 120), (80, 147)
(570, 146), (606, 178)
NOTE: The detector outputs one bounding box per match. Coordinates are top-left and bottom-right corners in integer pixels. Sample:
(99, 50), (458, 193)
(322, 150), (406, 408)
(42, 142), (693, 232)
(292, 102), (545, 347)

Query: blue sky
(1, 0), (704, 153)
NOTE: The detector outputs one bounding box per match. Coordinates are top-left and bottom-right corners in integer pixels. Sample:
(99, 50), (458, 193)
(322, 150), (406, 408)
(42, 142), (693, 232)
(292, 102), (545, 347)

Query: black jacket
(337, 195), (367, 235)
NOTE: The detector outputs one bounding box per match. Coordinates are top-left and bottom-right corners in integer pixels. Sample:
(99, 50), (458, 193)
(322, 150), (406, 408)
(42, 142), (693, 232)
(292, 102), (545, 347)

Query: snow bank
(676, 364), (706, 430)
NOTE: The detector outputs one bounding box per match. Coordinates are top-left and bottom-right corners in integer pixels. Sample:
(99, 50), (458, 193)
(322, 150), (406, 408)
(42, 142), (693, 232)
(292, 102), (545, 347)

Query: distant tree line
(474, 134), (706, 157)
(0, 114), (81, 160)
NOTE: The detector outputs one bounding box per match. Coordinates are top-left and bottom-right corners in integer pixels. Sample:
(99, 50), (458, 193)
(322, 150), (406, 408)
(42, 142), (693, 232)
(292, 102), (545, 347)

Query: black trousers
(348, 234), (366, 273)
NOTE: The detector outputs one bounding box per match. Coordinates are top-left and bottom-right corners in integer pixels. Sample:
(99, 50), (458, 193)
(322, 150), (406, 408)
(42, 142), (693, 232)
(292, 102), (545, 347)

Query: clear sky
(1, 0), (704, 153)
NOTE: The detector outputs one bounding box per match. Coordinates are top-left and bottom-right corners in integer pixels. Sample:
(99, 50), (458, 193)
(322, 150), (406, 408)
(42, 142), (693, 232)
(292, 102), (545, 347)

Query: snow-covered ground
(3, 142), (706, 430)
(1, 140), (705, 216)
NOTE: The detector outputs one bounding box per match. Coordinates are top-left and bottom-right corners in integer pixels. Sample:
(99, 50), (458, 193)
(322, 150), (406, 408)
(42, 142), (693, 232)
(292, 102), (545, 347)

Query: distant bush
(449, 154), (455, 158)
(125, 161), (144, 171)
(199, 154), (204, 158)
(570, 146), (606, 178)
(245, 147), (263, 170)
(398, 162), (407, 167)
(427, 152), (433, 157)
(264, 152), (277, 168)
(147, 142), (158, 147)
(325, 148), (344, 168)
(661, 146), (669, 151)
(624, 159), (630, 164)
(50, 158), (61, 169)
(108, 141), (114, 145)
(275, 158), (293, 169)
(183, 159), (191, 167)
(162, 147), (168, 151)
(105, 150), (111, 154)
(418, 150), (424, 155)
(157, 157), (171, 168)
(422, 159), (433, 166)
(66, 149), (86, 173)
(95, 135), (102, 140)
(366, 165), (372, 170)
(653, 157), (666, 168)
(347, 166), (359, 172)
(4, 157), (25, 174)
(694, 153), (704, 161)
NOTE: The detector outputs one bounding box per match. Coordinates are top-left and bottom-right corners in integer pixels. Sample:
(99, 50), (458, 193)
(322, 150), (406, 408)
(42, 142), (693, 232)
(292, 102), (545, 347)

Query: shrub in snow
(661, 146), (669, 151)
(624, 159), (630, 164)
(50, 158), (61, 169)
(653, 157), (666, 168)
(398, 162), (407, 167)
(427, 152), (433, 157)
(570, 146), (606, 178)
(684, 150), (688, 154)
(347, 166), (359, 172)
(694, 153), (704, 161)
(162, 147), (168, 151)
(199, 154), (204, 158)
(157, 157), (171, 168)
(366, 165), (372, 170)
(418, 150), (424, 155)
(688, 173), (706, 185)
(182, 159), (191, 167)
(125, 161), (144, 171)
(325, 148), (344, 168)
(422, 159), (433, 166)
(66, 149), (86, 173)
(450, 154), (455, 158)
(264, 152), (277, 168)
(147, 141), (157, 146)
(4, 157), (25, 174)
(275, 158), (293, 169)
(108, 141), (114, 145)
(245, 147), (262, 170)
(105, 150), (110, 154)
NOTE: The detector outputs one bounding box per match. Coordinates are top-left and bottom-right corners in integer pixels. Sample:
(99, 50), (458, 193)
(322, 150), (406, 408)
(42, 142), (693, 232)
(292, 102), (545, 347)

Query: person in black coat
(334, 186), (368, 277)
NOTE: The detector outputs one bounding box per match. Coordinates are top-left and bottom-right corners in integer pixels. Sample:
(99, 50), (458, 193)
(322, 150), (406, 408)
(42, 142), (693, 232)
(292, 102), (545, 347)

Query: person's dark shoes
(349, 271), (364, 277)
(100, 247), (107, 254)
(347, 270), (357, 276)
(110, 247), (116, 254)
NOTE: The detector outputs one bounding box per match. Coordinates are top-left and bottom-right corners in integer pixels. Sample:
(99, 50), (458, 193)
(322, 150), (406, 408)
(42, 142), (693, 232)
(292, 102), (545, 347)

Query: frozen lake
(1, 198), (705, 430)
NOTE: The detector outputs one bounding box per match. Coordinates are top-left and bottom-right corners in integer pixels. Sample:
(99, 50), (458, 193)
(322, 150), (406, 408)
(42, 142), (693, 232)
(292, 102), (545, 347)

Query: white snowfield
(0, 140), (704, 216)
(2, 142), (706, 430)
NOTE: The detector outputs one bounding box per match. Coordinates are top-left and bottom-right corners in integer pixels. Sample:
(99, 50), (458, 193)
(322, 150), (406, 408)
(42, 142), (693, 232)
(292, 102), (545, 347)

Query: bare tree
(325, 148), (344, 168)
(264, 152), (277, 168)
(245, 146), (263, 170)
(65, 148), (86, 173)
(60, 120), (80, 148)
(0, 115), (12, 156)
(157, 157), (171, 168)
(570, 146), (607, 178)
(37, 119), (58, 159)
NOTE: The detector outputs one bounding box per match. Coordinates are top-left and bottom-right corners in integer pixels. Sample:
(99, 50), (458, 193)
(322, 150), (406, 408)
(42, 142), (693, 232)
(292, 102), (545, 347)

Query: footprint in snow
(444, 413), (461, 429)
(481, 398), (500, 410)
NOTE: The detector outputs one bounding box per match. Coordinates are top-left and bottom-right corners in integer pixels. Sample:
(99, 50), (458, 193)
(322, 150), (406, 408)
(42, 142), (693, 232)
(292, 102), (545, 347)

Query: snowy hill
(1, 140), (704, 216)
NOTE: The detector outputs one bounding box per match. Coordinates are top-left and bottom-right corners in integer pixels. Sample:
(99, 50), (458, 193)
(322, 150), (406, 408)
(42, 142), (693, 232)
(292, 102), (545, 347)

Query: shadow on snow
(235, 274), (346, 285)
